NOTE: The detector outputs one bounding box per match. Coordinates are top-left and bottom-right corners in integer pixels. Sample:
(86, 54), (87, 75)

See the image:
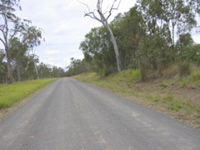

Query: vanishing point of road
(0, 78), (200, 150)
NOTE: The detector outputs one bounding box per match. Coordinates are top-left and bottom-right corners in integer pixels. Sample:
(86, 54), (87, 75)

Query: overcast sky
(15, 0), (136, 68)
(14, 0), (200, 69)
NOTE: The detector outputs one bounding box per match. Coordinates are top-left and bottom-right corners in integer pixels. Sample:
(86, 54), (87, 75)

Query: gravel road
(0, 78), (200, 150)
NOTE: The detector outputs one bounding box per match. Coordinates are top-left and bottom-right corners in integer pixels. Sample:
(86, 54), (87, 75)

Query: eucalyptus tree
(19, 25), (42, 80)
(66, 58), (84, 76)
(79, 27), (116, 75)
(0, 49), (6, 83)
(0, 0), (21, 83)
(136, 0), (197, 45)
(10, 37), (27, 81)
(0, 0), (42, 83)
(78, 0), (122, 72)
(135, 0), (197, 81)
(110, 7), (145, 69)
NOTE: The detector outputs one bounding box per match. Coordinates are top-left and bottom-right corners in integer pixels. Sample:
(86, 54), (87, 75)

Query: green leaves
(76, 0), (199, 80)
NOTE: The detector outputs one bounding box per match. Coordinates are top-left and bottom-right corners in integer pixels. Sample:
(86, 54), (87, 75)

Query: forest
(67, 0), (200, 82)
(0, 0), (65, 84)
(1, 0), (200, 84)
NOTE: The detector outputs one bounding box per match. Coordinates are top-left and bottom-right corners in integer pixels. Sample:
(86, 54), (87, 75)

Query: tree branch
(0, 38), (6, 47)
(106, 0), (121, 20)
(77, 0), (91, 13)
(84, 12), (101, 22)
(78, 0), (102, 22)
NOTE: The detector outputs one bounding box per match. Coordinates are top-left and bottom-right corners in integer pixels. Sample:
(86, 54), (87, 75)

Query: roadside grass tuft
(0, 78), (58, 109)
(189, 70), (200, 81)
(168, 103), (183, 111)
(180, 70), (200, 87)
(110, 69), (141, 83)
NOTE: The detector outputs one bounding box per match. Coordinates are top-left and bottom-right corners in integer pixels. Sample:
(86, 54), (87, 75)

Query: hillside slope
(73, 70), (200, 128)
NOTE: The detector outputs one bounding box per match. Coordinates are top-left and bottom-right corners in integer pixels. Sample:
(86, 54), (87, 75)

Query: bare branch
(78, 0), (102, 22)
(0, 27), (4, 35)
(106, 0), (121, 20)
(77, 0), (91, 13)
(84, 12), (101, 22)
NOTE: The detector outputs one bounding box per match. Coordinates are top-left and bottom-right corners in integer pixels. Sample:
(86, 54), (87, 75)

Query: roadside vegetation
(67, 1), (200, 128)
(0, 78), (58, 109)
(73, 67), (200, 128)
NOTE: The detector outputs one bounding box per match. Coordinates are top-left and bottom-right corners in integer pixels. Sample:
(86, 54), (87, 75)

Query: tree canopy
(0, 0), (65, 83)
(67, 0), (200, 81)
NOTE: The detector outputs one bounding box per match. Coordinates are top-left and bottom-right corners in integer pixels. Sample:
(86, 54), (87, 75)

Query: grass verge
(0, 78), (58, 109)
(73, 71), (200, 128)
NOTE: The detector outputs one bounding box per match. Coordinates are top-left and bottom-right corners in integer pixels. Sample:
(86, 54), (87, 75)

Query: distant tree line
(0, 0), (65, 83)
(67, 0), (200, 81)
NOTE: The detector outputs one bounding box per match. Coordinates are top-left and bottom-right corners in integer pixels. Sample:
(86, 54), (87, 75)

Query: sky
(5, 0), (200, 69)
(15, 0), (136, 69)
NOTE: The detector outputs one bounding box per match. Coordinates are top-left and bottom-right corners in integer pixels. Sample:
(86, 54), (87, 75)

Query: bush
(162, 62), (198, 79)
(179, 61), (191, 77)
(112, 69), (141, 82)
(162, 64), (180, 79)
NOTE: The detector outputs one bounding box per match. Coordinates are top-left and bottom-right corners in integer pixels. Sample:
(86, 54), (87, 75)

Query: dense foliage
(67, 0), (200, 81)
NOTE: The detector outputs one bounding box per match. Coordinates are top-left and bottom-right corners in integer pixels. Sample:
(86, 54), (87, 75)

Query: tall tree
(78, 0), (122, 72)
(0, 49), (6, 83)
(0, 0), (42, 83)
(79, 27), (116, 75)
(137, 0), (197, 45)
(110, 7), (145, 69)
(10, 37), (27, 81)
(0, 0), (23, 83)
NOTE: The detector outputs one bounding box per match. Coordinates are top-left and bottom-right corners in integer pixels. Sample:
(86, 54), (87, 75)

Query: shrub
(162, 62), (198, 79)
(179, 61), (191, 77)
(162, 64), (179, 79)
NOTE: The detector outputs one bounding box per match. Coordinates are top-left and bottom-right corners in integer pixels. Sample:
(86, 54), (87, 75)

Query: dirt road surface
(0, 78), (200, 150)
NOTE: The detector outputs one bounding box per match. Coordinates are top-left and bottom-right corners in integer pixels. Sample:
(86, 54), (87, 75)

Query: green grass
(146, 92), (200, 114)
(179, 70), (200, 87)
(189, 70), (200, 81)
(110, 69), (141, 83)
(0, 78), (58, 109)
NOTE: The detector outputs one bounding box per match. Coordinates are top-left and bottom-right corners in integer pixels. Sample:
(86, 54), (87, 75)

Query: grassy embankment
(0, 78), (58, 109)
(73, 69), (200, 128)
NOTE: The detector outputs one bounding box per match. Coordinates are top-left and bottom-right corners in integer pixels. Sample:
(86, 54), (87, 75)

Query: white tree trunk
(104, 23), (121, 72)
(79, 0), (122, 72)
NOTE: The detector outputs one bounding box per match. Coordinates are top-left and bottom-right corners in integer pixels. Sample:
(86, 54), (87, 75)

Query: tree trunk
(16, 63), (21, 82)
(34, 63), (39, 79)
(105, 25), (122, 72)
(140, 61), (147, 82)
(172, 22), (175, 45)
(6, 51), (13, 84)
